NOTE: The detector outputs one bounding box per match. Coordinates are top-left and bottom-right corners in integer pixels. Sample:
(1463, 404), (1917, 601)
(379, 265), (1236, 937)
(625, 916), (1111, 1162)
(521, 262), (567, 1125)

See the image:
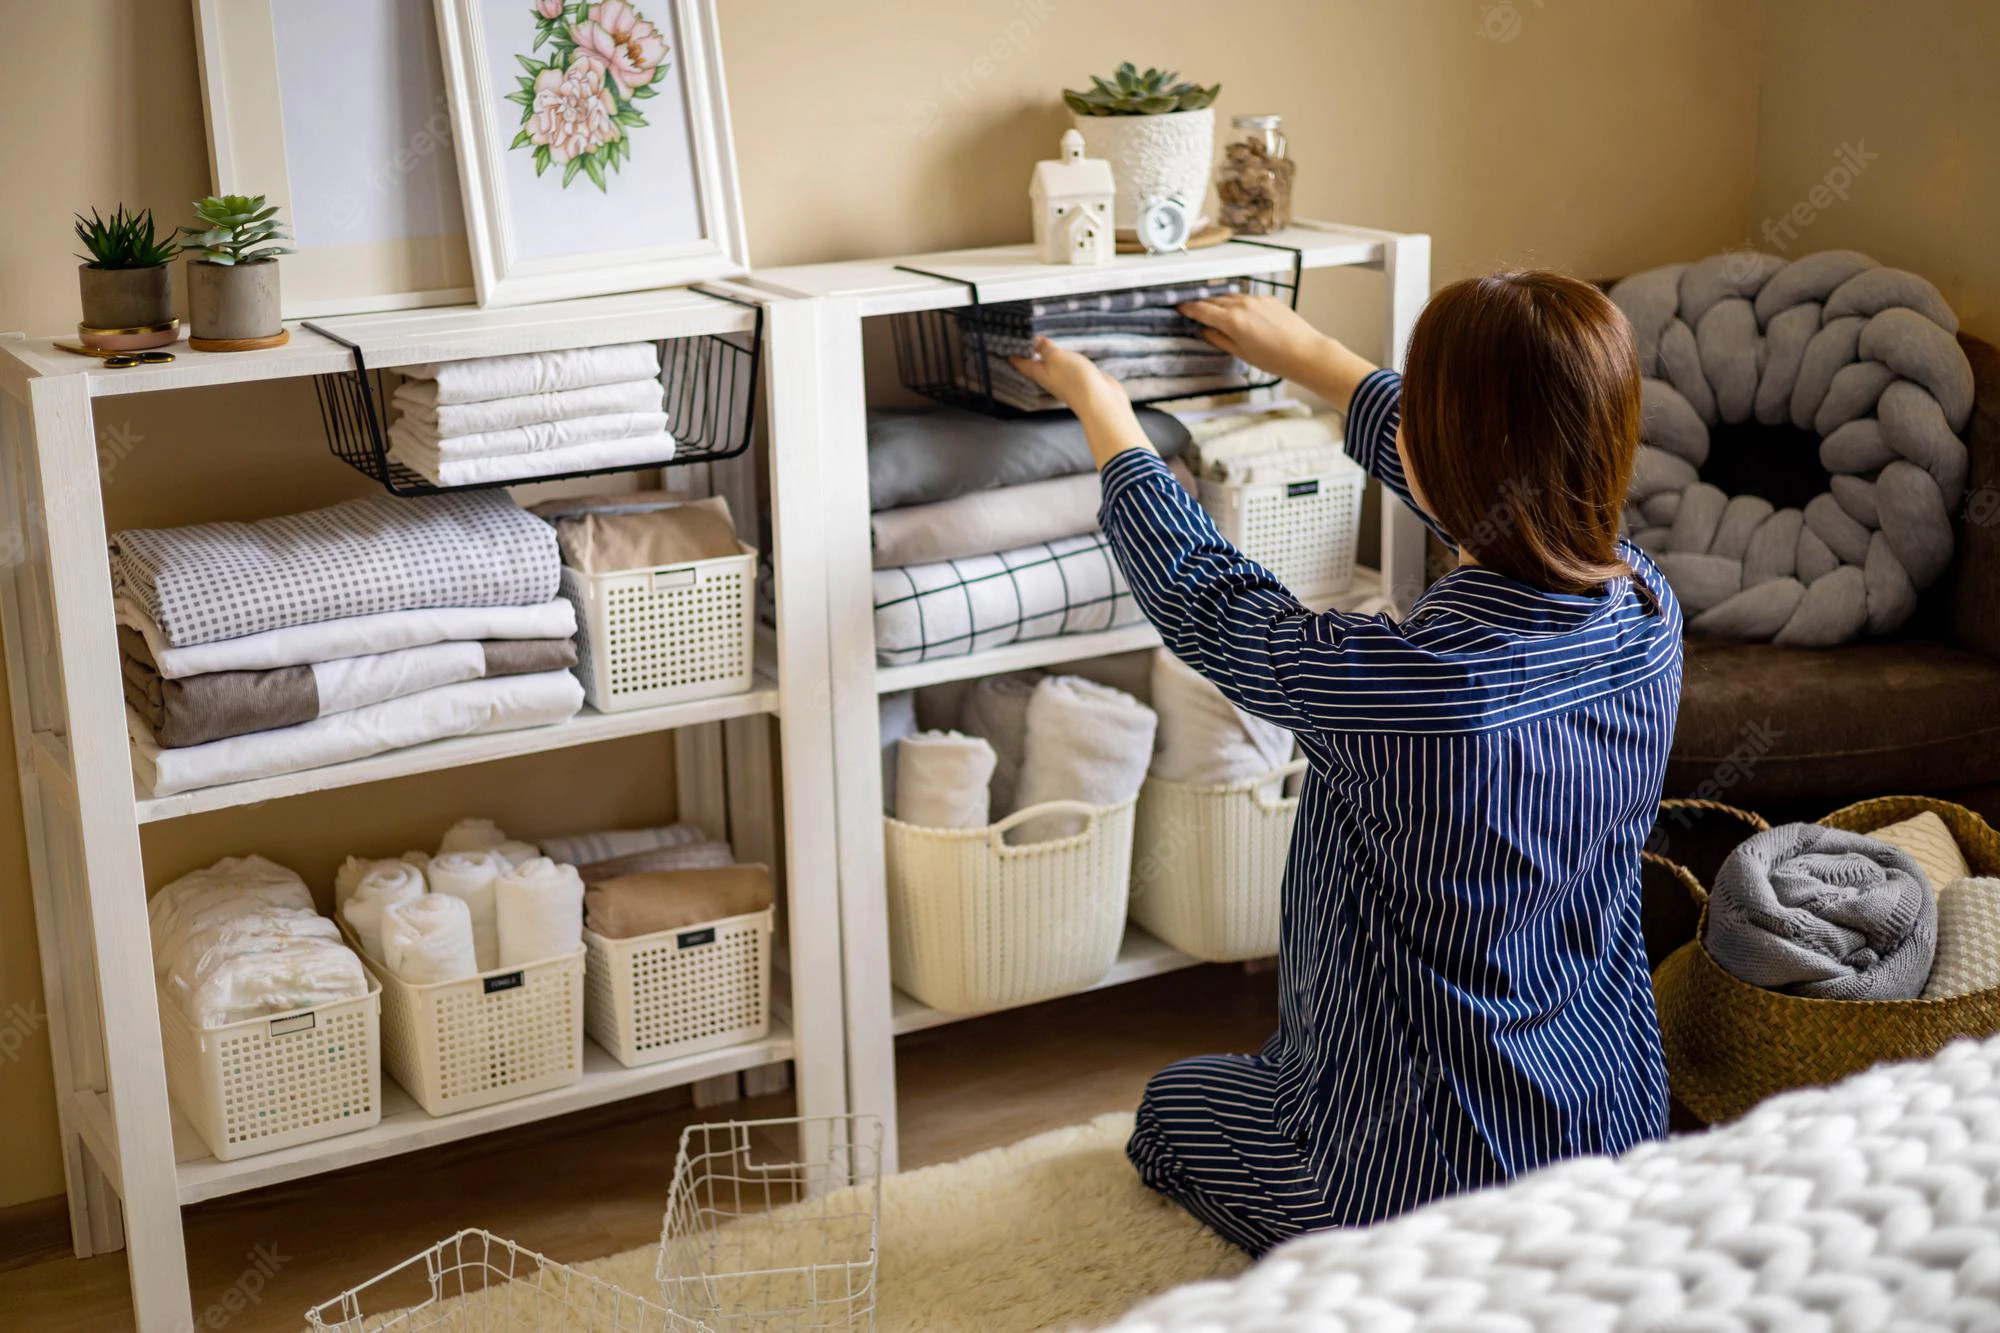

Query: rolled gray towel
(1704, 823), (1935, 1000)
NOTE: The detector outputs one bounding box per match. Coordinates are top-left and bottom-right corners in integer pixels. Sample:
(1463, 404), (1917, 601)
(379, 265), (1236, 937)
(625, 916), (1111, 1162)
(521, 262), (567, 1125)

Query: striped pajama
(1100, 370), (1680, 1257)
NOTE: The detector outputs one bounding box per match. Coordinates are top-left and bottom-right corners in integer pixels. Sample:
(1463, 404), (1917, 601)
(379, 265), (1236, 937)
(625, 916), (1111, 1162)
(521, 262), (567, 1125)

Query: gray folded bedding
(868, 405), (1191, 511)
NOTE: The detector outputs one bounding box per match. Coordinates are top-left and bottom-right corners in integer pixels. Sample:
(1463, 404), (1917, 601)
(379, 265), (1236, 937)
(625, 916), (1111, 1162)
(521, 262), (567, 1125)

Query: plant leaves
(563, 156), (585, 187)
(510, 126), (534, 149)
(582, 154), (607, 191)
(534, 144), (553, 175)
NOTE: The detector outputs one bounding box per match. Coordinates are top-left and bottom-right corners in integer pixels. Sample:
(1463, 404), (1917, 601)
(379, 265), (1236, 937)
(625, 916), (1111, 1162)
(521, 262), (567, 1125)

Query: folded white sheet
(388, 409), (671, 459)
(390, 431), (677, 487)
(339, 860), (426, 962)
(1011, 676), (1158, 843)
(382, 894), (480, 984)
(1149, 649), (1295, 786)
(392, 377), (667, 437)
(398, 343), (661, 404)
(495, 857), (585, 966)
(537, 823), (707, 867)
(894, 731), (997, 830)
(427, 849), (508, 971)
(130, 669), (586, 797)
(117, 597), (577, 680)
(170, 936), (369, 1028)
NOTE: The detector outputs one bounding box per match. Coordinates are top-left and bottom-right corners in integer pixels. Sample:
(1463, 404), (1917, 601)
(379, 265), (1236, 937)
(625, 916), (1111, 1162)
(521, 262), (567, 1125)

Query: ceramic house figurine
(1031, 129), (1115, 265)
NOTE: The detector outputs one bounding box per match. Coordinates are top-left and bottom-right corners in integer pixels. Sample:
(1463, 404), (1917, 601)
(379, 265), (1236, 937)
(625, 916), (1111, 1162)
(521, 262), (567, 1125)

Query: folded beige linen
(529, 491), (740, 572)
(583, 864), (775, 939)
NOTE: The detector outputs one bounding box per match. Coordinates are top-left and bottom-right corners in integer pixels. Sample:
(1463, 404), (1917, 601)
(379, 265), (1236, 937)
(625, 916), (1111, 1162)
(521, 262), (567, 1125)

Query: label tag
(268, 1012), (317, 1038)
(483, 971), (526, 994)
(677, 927), (717, 950)
(1286, 479), (1321, 498)
(650, 566), (699, 594)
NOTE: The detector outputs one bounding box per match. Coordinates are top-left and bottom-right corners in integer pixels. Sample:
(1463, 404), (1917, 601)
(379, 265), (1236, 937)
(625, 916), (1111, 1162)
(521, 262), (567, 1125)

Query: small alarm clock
(1136, 194), (1192, 254)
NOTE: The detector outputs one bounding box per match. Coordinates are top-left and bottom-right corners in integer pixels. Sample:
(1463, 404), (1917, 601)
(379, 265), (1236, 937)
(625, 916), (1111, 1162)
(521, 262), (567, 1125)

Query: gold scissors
(54, 341), (176, 369)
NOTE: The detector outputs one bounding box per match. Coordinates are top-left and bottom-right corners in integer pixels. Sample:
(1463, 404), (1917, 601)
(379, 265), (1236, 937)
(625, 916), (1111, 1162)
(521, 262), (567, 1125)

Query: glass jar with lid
(1216, 114), (1295, 235)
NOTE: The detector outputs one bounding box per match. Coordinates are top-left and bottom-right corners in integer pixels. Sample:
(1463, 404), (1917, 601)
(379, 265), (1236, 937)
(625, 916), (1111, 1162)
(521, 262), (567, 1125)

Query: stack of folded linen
(955, 280), (1252, 411)
(866, 406), (1196, 665)
(386, 342), (674, 487)
(112, 490), (585, 796)
(535, 819), (774, 939)
(1172, 399), (1351, 484)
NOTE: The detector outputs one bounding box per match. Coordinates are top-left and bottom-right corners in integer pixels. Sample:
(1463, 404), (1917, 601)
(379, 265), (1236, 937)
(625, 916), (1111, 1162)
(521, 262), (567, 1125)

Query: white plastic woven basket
(585, 908), (774, 1069)
(1200, 460), (1365, 603)
(657, 1115), (882, 1332)
(343, 922), (585, 1118)
(307, 1228), (706, 1331)
(561, 543), (758, 713)
(884, 798), (1136, 1015)
(1131, 760), (1306, 962)
(159, 979), (380, 1163)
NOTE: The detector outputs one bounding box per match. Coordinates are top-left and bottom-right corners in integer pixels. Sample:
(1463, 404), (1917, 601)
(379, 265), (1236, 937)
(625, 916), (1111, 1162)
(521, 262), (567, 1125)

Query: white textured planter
(1073, 107), (1215, 235)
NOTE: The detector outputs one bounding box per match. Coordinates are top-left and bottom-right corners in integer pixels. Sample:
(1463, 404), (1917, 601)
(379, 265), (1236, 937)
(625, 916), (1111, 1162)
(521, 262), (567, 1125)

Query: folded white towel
(537, 823), (707, 867)
(894, 731), (997, 830)
(426, 850), (508, 970)
(392, 378), (667, 439)
(960, 673), (1041, 815)
(339, 860), (427, 962)
(439, 817), (509, 854)
(390, 409), (671, 460)
(1149, 649), (1294, 786)
(149, 855), (318, 966)
(117, 597), (577, 680)
(390, 431), (677, 488)
(1188, 413), (1342, 478)
(399, 343), (661, 404)
(382, 894), (480, 984)
(1011, 676), (1158, 843)
(1924, 877), (2000, 998)
(495, 856), (585, 965)
(170, 936), (369, 1029)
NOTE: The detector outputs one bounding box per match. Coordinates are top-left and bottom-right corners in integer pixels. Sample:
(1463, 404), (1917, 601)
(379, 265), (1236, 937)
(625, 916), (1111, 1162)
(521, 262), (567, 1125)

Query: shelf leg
(1379, 231), (1434, 613)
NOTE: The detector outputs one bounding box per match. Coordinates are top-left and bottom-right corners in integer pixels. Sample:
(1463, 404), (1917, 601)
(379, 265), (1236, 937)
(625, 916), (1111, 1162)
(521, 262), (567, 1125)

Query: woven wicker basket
(1655, 795), (2000, 1125)
(1641, 799), (1769, 969)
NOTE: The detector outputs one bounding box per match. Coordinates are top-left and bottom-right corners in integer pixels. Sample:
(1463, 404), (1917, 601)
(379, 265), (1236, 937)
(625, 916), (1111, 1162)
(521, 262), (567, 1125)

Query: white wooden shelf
(163, 1024), (794, 1205)
(131, 680), (781, 823)
(890, 927), (1204, 1036)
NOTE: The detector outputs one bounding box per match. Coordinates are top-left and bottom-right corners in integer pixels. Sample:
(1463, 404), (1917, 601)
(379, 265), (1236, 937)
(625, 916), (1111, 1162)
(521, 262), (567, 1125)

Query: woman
(1009, 271), (1680, 1256)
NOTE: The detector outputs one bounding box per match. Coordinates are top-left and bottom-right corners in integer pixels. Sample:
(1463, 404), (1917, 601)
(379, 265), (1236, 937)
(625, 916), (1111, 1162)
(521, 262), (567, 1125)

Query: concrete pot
(187, 259), (282, 342)
(77, 264), (174, 331)
(1072, 107), (1216, 235)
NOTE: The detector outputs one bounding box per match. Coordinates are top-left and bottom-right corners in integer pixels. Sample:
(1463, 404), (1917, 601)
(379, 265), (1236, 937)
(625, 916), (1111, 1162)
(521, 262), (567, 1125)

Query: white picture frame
(432, 0), (750, 307)
(191, 0), (478, 319)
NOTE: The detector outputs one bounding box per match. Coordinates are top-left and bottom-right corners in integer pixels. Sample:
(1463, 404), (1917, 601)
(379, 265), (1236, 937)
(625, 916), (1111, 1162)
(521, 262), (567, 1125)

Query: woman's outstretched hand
(1008, 337), (1155, 469)
(1179, 293), (1378, 412)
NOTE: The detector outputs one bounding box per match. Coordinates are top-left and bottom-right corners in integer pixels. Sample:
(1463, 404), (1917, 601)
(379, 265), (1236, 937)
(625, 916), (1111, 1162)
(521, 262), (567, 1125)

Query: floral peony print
(507, 1), (670, 191)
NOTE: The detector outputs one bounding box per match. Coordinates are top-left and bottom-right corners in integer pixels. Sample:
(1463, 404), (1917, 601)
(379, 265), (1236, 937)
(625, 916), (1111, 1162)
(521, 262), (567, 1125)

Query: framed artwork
(191, 0), (476, 318)
(432, 0), (750, 307)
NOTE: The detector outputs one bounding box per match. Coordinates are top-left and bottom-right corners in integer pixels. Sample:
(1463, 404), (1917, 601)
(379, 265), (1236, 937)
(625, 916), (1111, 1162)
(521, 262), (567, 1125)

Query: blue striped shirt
(1101, 369), (1679, 1225)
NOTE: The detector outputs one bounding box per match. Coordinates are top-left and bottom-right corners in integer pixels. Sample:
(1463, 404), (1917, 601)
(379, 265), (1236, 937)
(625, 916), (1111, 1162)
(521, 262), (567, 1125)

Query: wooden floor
(0, 965), (1277, 1332)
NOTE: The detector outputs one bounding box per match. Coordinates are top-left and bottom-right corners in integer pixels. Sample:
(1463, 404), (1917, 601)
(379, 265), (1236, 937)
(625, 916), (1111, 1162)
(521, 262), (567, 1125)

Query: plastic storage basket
(1199, 457), (1365, 603)
(160, 980), (381, 1162)
(585, 907), (774, 1069)
(884, 798), (1136, 1015)
(307, 1228), (705, 1331)
(561, 543), (758, 713)
(343, 923), (585, 1118)
(657, 1115), (882, 1332)
(1130, 760), (1305, 962)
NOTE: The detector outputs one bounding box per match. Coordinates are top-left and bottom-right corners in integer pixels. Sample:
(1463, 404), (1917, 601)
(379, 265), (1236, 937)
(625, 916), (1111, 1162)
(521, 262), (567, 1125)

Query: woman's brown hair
(1399, 270), (1642, 596)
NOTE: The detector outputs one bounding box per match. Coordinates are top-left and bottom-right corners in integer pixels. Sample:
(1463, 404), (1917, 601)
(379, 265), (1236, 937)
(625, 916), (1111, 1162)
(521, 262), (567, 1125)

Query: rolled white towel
(402, 850), (432, 873)
(492, 839), (541, 869)
(439, 817), (509, 854)
(894, 731), (997, 830)
(427, 850), (508, 970)
(1148, 649), (1294, 787)
(1011, 675), (1158, 843)
(333, 856), (372, 912)
(382, 894), (480, 984)
(339, 860), (427, 962)
(495, 857), (585, 966)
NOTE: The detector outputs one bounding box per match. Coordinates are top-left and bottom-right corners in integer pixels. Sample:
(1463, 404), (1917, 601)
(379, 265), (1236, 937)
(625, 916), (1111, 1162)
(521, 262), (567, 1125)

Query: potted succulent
(179, 195), (292, 345)
(1064, 64), (1222, 239)
(73, 206), (180, 350)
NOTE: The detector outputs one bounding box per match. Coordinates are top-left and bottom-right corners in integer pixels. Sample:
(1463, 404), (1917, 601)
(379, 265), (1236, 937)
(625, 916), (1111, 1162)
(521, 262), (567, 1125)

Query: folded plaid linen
(871, 532), (1145, 665)
(955, 280), (1243, 358)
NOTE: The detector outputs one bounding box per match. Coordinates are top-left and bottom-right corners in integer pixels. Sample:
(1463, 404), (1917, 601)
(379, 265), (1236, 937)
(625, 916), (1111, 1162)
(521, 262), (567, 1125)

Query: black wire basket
(890, 245), (1303, 419)
(305, 297), (762, 497)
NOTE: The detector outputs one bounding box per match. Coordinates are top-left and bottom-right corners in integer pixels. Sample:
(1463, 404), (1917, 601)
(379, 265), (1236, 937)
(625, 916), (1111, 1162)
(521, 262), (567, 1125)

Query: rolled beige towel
(1869, 811), (1972, 894)
(894, 731), (996, 829)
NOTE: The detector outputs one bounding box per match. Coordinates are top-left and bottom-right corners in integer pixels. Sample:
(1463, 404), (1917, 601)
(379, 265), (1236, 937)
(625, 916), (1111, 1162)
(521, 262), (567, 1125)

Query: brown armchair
(1665, 334), (2000, 823)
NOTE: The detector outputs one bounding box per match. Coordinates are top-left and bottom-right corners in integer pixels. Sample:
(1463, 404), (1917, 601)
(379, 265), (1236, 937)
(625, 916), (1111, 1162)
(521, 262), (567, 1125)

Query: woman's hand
(1008, 338), (1156, 469)
(1179, 293), (1379, 412)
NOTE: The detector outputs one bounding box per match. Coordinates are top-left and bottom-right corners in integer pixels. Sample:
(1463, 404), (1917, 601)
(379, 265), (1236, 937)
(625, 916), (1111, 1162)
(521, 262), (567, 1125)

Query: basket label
(1286, 479), (1321, 498)
(483, 971), (526, 994)
(677, 927), (717, 949)
(268, 1012), (317, 1038)
(650, 566), (699, 593)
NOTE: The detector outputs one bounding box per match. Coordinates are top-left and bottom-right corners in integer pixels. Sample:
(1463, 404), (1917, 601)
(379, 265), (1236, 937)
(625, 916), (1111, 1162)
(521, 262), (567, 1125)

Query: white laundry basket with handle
(1200, 458), (1366, 604)
(884, 798), (1136, 1015)
(584, 908), (774, 1069)
(1130, 759), (1306, 961)
(561, 543), (758, 713)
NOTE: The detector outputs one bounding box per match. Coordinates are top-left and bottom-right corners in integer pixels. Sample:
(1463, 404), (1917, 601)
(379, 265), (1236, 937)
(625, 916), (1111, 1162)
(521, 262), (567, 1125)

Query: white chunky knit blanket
(1100, 1034), (2000, 1331)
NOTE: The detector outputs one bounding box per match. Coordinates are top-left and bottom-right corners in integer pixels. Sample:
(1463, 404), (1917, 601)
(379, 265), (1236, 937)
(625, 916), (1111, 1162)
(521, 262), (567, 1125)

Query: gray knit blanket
(1704, 821), (1935, 999)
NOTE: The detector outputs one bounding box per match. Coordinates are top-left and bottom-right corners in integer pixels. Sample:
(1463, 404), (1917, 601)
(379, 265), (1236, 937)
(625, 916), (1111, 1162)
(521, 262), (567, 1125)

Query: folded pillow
(1924, 877), (2000, 998)
(1867, 811), (1973, 893)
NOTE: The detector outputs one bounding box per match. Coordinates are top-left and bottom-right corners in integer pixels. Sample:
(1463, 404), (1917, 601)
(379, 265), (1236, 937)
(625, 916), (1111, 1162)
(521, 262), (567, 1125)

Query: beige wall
(0, 0), (1975, 1212)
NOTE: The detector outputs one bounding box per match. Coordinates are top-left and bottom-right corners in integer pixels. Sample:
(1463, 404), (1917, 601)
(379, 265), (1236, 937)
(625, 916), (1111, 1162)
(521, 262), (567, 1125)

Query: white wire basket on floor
(306, 1228), (707, 1331)
(657, 1115), (883, 1331)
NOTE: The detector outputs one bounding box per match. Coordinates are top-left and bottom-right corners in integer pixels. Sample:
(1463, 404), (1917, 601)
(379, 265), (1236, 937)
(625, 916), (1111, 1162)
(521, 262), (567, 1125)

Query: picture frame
(190, 0), (477, 319)
(432, 0), (751, 307)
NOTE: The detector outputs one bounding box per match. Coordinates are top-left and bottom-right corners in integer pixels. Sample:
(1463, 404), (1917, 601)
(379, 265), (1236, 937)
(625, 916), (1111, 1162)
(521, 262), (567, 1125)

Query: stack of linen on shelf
(386, 342), (674, 487)
(866, 405), (1199, 665)
(1172, 398), (1350, 484)
(955, 280), (1252, 411)
(112, 490), (584, 797)
(541, 821), (775, 941)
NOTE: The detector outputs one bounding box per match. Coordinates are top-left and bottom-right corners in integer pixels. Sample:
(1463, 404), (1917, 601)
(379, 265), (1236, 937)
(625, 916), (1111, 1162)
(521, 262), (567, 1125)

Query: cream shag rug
(582, 1111), (1247, 1332)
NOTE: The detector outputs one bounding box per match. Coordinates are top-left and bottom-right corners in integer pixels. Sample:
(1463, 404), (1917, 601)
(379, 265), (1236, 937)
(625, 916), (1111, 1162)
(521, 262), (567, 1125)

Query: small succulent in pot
(73, 205), (180, 348)
(179, 195), (293, 344)
(1062, 64), (1220, 117)
(1063, 64), (1223, 237)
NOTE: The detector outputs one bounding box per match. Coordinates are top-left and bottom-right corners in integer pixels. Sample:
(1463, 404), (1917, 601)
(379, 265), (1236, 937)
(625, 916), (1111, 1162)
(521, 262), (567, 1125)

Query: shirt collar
(1408, 564), (1625, 636)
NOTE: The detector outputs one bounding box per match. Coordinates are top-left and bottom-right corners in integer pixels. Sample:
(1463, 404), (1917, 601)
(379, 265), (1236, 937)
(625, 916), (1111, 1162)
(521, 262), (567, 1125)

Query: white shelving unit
(752, 220), (1432, 1172)
(0, 287), (851, 1330)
